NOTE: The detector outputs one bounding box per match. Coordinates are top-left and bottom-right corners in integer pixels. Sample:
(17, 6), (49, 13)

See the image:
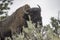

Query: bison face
(24, 5), (41, 21)
(24, 5), (42, 28)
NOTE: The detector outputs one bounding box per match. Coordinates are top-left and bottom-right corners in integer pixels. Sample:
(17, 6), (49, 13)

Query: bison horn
(37, 4), (41, 11)
(23, 8), (28, 14)
(37, 4), (41, 9)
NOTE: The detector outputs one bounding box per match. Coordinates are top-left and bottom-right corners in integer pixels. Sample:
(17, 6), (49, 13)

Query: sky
(6, 0), (60, 26)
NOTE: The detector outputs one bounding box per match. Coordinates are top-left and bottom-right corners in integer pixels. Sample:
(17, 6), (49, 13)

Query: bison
(0, 4), (30, 40)
(24, 5), (43, 28)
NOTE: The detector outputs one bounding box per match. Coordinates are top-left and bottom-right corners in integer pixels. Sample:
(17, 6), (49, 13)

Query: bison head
(23, 5), (42, 28)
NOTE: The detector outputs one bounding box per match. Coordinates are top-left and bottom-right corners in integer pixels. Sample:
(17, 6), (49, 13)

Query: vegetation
(5, 17), (60, 40)
(51, 17), (60, 36)
(0, 0), (13, 20)
(19, 17), (60, 40)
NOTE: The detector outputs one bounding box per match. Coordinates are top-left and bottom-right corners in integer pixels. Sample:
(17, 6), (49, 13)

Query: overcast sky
(8, 0), (60, 26)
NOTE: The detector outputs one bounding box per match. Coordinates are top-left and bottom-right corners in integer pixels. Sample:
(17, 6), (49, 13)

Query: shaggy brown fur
(0, 4), (30, 40)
